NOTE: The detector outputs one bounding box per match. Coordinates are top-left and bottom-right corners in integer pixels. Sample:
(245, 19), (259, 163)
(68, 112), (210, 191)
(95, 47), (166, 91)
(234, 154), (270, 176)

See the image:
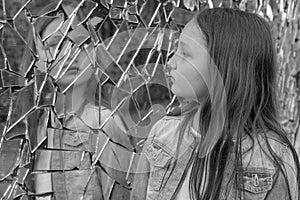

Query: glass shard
(97, 15), (118, 46)
(25, 0), (61, 17)
(7, 82), (36, 132)
(46, 128), (99, 152)
(4, 119), (26, 140)
(1, 70), (26, 87)
(26, 108), (49, 153)
(139, 0), (160, 27)
(37, 77), (56, 107)
(33, 149), (90, 171)
(0, 88), (11, 137)
(109, 7), (123, 19)
(0, 138), (23, 180)
(1, 23), (28, 73)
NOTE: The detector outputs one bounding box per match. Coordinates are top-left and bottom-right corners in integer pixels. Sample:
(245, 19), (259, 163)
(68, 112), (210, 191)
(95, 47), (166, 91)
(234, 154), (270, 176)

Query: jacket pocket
(229, 168), (274, 200)
(145, 142), (173, 191)
(241, 169), (273, 194)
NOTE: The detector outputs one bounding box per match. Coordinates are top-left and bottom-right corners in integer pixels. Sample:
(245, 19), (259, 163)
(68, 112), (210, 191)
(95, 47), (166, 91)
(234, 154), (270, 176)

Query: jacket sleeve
(130, 147), (151, 200)
(266, 145), (299, 200)
(130, 119), (163, 200)
(226, 134), (299, 200)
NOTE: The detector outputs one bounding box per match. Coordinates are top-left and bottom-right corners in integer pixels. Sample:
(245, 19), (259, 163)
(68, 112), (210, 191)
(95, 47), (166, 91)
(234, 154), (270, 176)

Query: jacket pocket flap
(239, 169), (274, 194)
(64, 132), (89, 146)
(145, 143), (172, 167)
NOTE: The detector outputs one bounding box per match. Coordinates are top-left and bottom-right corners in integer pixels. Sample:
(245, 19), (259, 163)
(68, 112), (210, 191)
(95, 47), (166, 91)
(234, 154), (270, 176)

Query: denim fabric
(36, 105), (131, 200)
(131, 116), (299, 200)
(222, 133), (299, 200)
(131, 116), (195, 200)
(50, 104), (104, 200)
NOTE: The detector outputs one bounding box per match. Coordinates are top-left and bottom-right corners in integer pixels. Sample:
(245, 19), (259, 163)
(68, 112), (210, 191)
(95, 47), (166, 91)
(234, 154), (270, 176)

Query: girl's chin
(171, 85), (196, 101)
(56, 77), (87, 88)
(170, 84), (182, 97)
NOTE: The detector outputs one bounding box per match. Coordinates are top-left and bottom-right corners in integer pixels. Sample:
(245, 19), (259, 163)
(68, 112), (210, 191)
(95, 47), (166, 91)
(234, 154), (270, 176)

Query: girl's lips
(62, 60), (79, 71)
(66, 67), (79, 74)
(64, 58), (78, 68)
(61, 65), (79, 74)
(166, 74), (174, 84)
(68, 67), (79, 71)
(168, 71), (176, 80)
(166, 74), (173, 79)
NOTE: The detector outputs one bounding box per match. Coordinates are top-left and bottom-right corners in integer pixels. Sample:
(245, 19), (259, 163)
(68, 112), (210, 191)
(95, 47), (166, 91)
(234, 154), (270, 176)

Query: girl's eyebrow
(179, 41), (192, 54)
(179, 41), (189, 49)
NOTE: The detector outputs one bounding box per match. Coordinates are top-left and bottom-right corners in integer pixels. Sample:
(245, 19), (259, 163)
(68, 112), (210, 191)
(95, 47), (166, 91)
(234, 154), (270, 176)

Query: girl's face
(167, 19), (210, 102)
(36, 5), (94, 88)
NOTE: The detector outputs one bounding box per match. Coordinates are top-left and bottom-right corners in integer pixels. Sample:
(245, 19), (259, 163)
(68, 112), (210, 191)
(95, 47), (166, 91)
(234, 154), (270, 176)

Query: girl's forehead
(180, 19), (206, 48)
(42, 15), (85, 41)
(42, 4), (82, 38)
(43, 18), (65, 36)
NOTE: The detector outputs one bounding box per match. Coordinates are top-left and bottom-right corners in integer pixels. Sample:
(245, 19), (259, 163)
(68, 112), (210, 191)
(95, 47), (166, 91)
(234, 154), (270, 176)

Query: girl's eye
(43, 41), (60, 57)
(45, 41), (59, 49)
(44, 36), (63, 49)
(172, 51), (186, 59)
(180, 50), (188, 58)
(178, 45), (189, 58)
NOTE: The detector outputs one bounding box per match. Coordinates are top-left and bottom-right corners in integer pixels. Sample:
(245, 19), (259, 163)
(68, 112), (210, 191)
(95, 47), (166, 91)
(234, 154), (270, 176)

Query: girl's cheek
(78, 53), (90, 68)
(39, 53), (47, 62)
(36, 45), (45, 59)
(79, 45), (94, 64)
(35, 50), (47, 70)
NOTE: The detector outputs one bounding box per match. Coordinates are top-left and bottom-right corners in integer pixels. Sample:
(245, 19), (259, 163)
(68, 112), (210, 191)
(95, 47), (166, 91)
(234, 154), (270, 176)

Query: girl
(131, 8), (300, 200)
(32, 3), (103, 199)
(22, 2), (132, 199)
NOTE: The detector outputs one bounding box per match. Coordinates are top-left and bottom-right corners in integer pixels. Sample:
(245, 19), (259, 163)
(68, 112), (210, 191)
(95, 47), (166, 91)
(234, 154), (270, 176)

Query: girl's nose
(167, 57), (177, 71)
(168, 62), (177, 71)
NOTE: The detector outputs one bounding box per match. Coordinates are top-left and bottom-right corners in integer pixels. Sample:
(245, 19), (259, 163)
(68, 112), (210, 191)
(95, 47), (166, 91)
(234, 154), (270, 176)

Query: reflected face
(36, 5), (94, 88)
(167, 18), (210, 102)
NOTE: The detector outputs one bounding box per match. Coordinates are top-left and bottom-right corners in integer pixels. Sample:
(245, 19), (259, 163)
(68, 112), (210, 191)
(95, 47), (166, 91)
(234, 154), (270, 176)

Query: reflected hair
(20, 1), (86, 75)
(21, 1), (111, 108)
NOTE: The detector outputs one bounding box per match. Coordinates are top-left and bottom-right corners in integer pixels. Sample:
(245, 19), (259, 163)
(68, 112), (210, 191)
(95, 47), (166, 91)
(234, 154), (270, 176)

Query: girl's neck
(181, 100), (202, 138)
(56, 83), (88, 115)
(180, 100), (200, 115)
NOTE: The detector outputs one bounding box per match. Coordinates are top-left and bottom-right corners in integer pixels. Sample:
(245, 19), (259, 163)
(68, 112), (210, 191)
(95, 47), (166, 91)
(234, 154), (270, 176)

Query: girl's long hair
(20, 1), (111, 108)
(21, 1), (113, 141)
(174, 8), (300, 199)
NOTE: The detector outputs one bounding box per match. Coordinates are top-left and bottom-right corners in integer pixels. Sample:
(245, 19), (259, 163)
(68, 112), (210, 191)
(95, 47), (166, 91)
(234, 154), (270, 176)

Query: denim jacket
(131, 116), (299, 200)
(34, 105), (132, 200)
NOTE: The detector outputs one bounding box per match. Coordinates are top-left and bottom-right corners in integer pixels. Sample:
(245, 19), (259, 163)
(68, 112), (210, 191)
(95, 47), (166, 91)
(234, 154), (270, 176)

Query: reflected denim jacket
(131, 116), (299, 200)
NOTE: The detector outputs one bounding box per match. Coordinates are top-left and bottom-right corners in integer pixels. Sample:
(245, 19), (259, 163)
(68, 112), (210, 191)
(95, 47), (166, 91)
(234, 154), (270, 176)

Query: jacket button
(253, 174), (259, 187)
